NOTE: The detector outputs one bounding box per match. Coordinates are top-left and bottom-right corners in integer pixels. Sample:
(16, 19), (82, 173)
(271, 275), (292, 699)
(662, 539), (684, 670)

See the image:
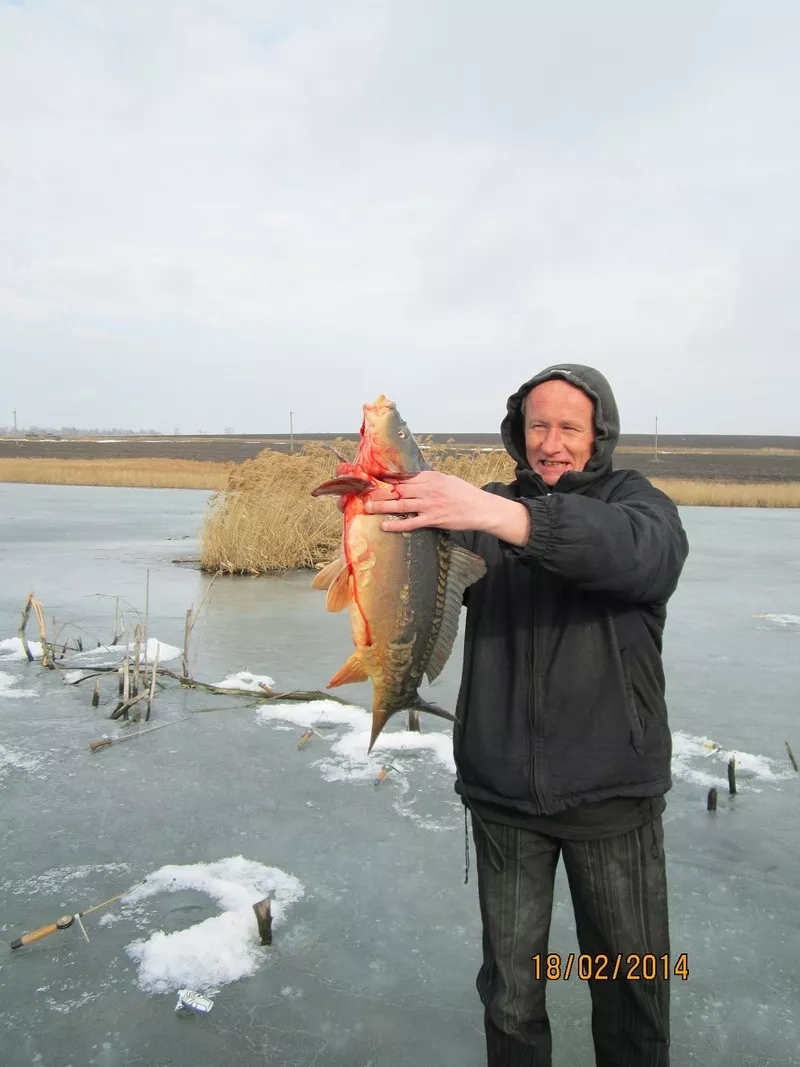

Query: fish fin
(328, 652), (369, 688)
(368, 706), (394, 753)
(325, 566), (353, 612)
(311, 477), (373, 497)
(312, 554), (346, 591)
(425, 544), (487, 683)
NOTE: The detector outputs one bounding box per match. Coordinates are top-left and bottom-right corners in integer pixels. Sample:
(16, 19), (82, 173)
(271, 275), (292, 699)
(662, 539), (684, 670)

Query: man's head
(522, 378), (596, 487)
(500, 364), (619, 487)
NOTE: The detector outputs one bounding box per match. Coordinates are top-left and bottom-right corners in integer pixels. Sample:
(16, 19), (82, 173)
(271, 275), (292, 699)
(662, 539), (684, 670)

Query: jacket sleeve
(503, 473), (689, 604)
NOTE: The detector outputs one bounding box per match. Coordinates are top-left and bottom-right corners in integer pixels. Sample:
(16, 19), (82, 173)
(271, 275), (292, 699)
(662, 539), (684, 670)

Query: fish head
(358, 395), (430, 480)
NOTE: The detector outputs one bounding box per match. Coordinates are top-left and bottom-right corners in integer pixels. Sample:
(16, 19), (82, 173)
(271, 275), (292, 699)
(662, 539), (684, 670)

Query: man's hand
(363, 471), (532, 547)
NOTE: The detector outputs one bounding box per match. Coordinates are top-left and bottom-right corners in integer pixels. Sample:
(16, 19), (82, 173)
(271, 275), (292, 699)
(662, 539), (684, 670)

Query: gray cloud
(1, 0), (798, 435)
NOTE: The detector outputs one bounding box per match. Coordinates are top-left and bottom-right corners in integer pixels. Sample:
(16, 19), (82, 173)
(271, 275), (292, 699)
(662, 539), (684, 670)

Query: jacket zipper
(527, 482), (549, 814)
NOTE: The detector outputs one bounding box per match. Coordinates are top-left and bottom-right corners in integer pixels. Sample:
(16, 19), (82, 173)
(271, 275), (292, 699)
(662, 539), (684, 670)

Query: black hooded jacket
(451, 365), (689, 825)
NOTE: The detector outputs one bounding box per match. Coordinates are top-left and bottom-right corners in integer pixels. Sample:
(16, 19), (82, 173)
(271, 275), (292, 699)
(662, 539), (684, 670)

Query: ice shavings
(0, 637), (43, 662)
(212, 670), (277, 692)
(0, 670), (35, 699)
(1, 862), (131, 898)
(0, 743), (41, 781)
(671, 731), (794, 788)
(755, 613), (800, 630)
(122, 856), (304, 997)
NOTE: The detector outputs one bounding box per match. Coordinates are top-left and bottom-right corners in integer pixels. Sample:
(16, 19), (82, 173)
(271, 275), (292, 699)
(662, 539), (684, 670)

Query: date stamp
(531, 953), (689, 981)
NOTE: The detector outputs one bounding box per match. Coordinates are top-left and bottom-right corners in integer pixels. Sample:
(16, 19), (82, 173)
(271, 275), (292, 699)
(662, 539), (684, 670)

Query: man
(363, 365), (689, 1066)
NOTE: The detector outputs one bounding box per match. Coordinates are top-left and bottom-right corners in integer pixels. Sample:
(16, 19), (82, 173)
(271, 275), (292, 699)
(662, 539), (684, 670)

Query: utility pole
(13, 409), (17, 432)
(654, 414), (659, 461)
(289, 410), (294, 453)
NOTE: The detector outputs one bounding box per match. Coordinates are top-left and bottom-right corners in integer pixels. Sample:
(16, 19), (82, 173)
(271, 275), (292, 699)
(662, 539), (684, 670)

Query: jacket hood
(500, 363), (620, 491)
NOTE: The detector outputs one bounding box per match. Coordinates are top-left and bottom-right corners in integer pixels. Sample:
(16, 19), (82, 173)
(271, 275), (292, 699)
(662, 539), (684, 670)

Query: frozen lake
(0, 483), (798, 1067)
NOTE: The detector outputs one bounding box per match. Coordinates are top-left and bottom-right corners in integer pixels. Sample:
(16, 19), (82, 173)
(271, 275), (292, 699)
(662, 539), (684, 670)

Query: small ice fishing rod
(9, 880), (146, 951)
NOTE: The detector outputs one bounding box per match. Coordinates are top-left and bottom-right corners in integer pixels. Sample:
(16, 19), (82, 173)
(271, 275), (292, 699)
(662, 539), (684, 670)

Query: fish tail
(367, 697), (457, 754)
(409, 697), (457, 725)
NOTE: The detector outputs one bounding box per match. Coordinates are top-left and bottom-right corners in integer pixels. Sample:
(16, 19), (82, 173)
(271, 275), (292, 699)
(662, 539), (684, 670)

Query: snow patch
(0, 862), (131, 898)
(70, 638), (182, 665)
(0, 637), (43, 662)
(0, 670), (35, 699)
(121, 856), (303, 996)
(755, 613), (800, 629)
(0, 743), (41, 780)
(212, 670), (277, 692)
(256, 698), (455, 775)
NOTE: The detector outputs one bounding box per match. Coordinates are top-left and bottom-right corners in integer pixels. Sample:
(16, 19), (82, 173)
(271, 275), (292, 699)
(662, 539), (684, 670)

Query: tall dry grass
(199, 442), (800, 574)
(651, 479), (800, 508)
(0, 458), (231, 489)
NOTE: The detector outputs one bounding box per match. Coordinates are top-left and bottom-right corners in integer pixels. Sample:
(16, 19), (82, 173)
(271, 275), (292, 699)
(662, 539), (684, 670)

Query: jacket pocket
(620, 649), (645, 756)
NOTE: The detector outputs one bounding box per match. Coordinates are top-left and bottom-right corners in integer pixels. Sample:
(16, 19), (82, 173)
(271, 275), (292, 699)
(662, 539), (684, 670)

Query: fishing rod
(9, 879), (147, 951)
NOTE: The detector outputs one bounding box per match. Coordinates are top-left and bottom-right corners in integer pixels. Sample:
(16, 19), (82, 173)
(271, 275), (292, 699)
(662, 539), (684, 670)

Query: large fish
(310, 396), (487, 752)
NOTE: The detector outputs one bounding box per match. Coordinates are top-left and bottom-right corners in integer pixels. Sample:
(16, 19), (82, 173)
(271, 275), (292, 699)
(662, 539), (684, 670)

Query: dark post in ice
(727, 758), (737, 796)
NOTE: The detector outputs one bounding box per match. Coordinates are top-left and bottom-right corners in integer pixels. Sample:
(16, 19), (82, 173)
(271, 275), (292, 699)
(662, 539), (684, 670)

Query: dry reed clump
(0, 457), (231, 489)
(199, 441), (360, 574)
(199, 442), (517, 574)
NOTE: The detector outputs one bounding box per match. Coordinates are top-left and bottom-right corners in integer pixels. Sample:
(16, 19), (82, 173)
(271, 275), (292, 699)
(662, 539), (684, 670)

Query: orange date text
(530, 953), (689, 981)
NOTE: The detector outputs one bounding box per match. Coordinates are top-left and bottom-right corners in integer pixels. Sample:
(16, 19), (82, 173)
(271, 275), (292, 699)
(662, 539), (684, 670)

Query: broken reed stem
(31, 598), (55, 669)
(183, 608), (192, 679)
(181, 576), (218, 680)
(132, 625), (142, 698)
(92, 680), (100, 708)
(90, 716), (192, 751)
(143, 568), (149, 667)
(61, 659), (356, 704)
(146, 644), (159, 721)
(112, 595), (123, 646)
(786, 740), (799, 772)
(109, 691), (149, 721)
(727, 757), (737, 796)
(18, 593), (34, 663)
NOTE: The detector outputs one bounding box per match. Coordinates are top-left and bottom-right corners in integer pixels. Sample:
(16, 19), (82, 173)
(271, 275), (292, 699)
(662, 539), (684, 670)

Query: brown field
(2, 433), (798, 484)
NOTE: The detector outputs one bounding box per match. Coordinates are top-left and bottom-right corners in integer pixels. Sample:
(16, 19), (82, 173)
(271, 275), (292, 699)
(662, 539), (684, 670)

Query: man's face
(523, 379), (596, 486)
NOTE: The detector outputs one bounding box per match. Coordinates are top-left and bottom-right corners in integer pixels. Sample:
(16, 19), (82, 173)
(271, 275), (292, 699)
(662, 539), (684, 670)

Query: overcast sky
(1, 1), (798, 435)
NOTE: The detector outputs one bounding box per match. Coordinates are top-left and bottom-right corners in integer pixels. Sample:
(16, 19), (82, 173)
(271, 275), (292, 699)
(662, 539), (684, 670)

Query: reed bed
(199, 443), (800, 574)
(0, 458), (231, 489)
(651, 479), (800, 509)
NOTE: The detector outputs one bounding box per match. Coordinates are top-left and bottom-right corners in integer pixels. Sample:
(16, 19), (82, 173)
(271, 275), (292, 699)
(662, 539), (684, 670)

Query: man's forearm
(479, 493), (531, 547)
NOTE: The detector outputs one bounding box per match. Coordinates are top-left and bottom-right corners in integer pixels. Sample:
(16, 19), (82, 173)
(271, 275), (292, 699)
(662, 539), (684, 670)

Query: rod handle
(10, 922), (59, 949)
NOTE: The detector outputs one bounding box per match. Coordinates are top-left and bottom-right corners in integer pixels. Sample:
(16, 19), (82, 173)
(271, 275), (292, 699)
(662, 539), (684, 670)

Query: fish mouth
(362, 395), (395, 425)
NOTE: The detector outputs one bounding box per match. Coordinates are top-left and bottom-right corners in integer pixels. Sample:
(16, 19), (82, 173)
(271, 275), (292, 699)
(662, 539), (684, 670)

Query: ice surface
(121, 856), (304, 996)
(0, 487), (798, 1067)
